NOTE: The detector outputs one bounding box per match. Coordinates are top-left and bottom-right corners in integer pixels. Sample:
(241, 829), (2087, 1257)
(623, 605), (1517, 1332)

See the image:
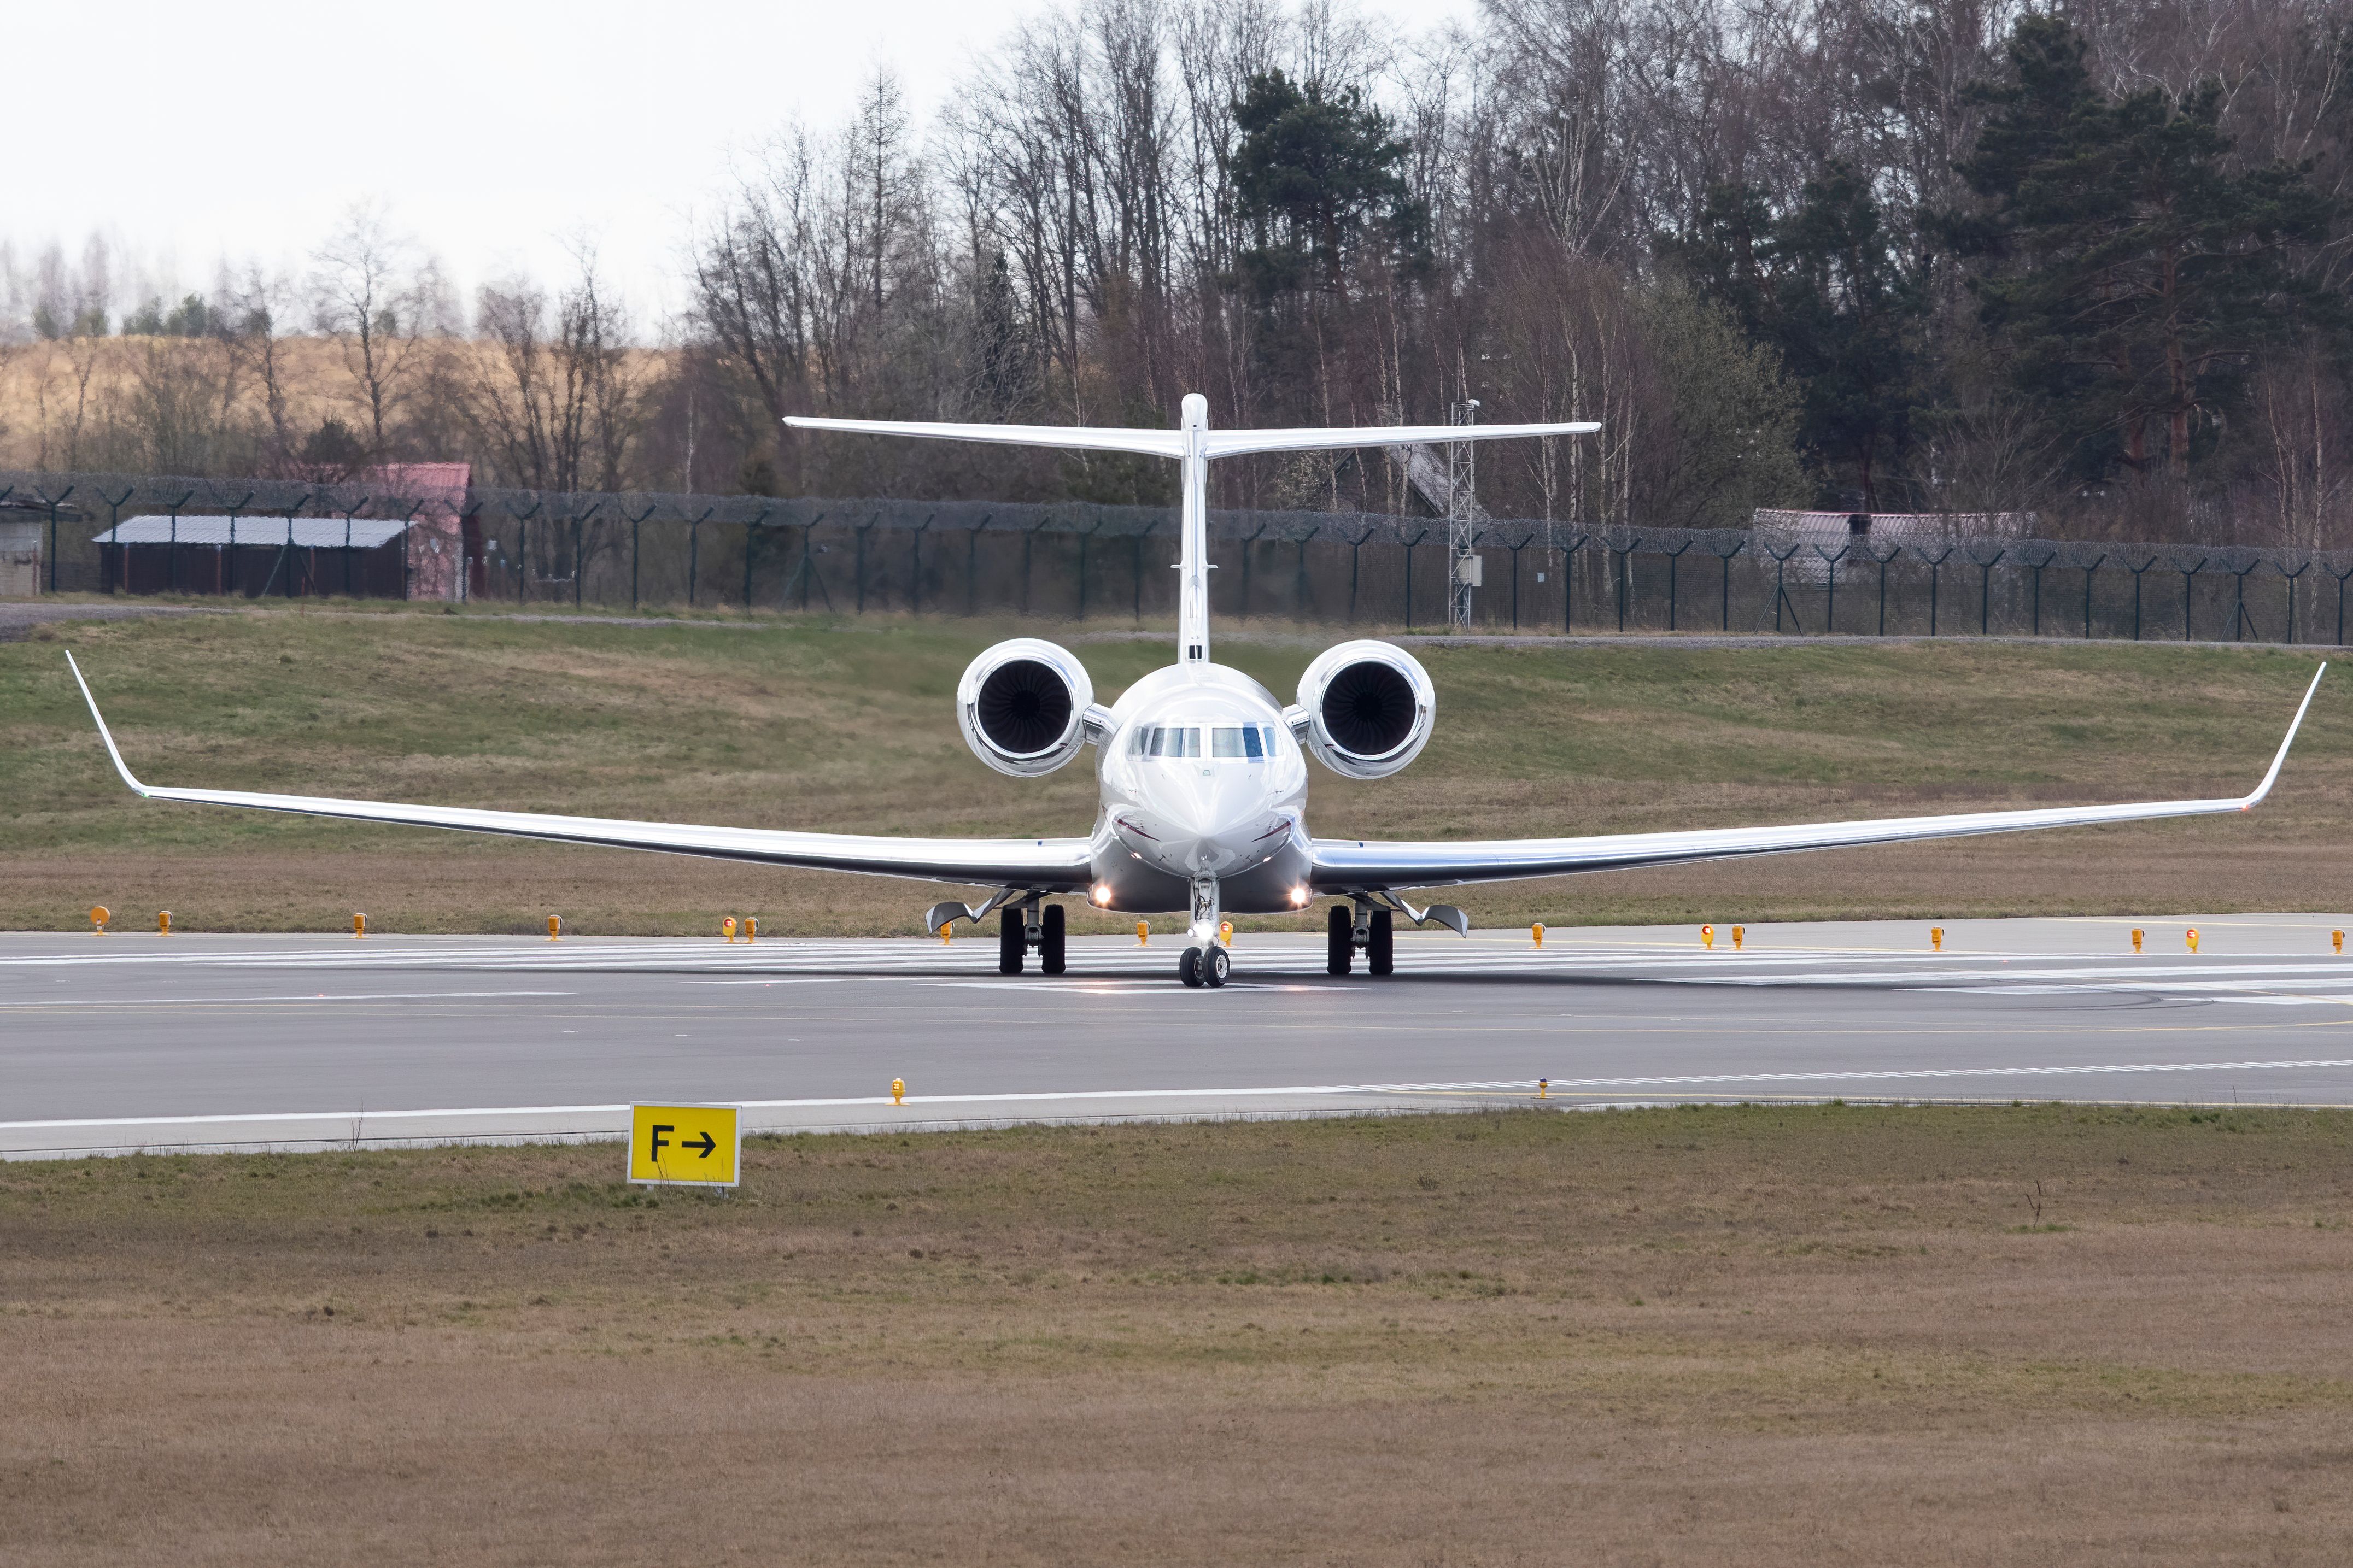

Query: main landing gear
(998, 901), (1065, 976)
(1326, 901), (1393, 977)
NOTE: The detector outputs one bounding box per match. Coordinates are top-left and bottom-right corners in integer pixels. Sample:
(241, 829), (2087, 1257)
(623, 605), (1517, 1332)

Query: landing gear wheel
(999, 909), (1025, 975)
(1178, 946), (1204, 987)
(1367, 908), (1395, 976)
(1326, 903), (1354, 976)
(1204, 946), (1230, 988)
(1040, 903), (1066, 975)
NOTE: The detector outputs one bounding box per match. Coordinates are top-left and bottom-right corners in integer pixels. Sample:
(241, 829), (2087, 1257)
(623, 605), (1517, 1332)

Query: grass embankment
(3, 601), (2348, 933)
(5, 1107), (2350, 1563)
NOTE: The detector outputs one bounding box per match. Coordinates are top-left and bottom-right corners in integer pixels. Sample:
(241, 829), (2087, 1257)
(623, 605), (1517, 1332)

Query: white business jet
(69, 393), (2323, 987)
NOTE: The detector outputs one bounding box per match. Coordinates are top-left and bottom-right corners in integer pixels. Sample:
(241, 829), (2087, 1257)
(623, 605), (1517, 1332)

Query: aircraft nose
(1156, 768), (1279, 873)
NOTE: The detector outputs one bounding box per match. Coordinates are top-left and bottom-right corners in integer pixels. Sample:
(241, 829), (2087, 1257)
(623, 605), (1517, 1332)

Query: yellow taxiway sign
(628, 1103), (741, 1188)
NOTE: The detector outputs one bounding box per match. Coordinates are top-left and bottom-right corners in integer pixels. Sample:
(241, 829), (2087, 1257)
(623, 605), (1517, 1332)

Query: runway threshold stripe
(11, 1056), (2353, 1134)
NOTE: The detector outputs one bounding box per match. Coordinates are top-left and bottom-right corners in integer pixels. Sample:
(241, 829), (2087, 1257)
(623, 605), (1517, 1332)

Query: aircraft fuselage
(1085, 661), (1313, 914)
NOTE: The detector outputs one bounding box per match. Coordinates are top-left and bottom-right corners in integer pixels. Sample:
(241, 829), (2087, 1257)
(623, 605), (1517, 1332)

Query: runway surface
(7, 915), (2353, 1158)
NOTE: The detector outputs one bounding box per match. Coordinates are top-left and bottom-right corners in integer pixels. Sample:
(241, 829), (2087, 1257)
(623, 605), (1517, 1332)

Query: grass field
(3, 599), (2349, 934)
(5, 1106), (2350, 1564)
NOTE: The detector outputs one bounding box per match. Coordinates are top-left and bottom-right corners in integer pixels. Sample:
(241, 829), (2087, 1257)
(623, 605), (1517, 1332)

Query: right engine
(1290, 639), (1436, 779)
(957, 638), (1097, 777)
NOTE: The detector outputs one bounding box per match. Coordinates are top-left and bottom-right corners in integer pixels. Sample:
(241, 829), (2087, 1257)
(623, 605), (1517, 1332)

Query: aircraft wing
(65, 654), (1092, 890)
(1310, 665), (2325, 892)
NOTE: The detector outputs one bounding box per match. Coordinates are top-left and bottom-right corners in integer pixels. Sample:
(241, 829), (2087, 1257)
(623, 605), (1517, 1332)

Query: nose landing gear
(1179, 943), (1230, 988)
(1180, 874), (1230, 987)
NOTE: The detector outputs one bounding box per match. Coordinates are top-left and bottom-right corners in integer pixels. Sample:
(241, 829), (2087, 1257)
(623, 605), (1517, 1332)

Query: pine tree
(1669, 165), (1924, 509)
(1954, 16), (2341, 480)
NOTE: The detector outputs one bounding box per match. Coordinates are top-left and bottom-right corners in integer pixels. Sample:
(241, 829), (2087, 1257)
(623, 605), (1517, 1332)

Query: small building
(1751, 508), (2036, 582)
(0, 498), (84, 596)
(92, 515), (414, 598)
(0, 514), (40, 597)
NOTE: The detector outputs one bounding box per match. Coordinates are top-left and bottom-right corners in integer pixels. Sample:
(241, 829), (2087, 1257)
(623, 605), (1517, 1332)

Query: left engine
(957, 638), (1097, 777)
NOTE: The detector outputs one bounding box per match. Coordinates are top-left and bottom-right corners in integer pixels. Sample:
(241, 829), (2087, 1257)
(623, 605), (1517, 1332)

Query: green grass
(3, 602), (2347, 932)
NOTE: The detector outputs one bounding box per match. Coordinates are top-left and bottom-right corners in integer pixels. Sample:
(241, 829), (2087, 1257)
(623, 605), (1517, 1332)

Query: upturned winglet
(65, 651), (153, 798)
(2241, 662), (2326, 808)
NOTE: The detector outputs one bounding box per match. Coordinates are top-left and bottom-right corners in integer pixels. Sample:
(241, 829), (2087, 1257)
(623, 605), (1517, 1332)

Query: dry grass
(0, 335), (669, 473)
(5, 1106), (2351, 1564)
(5, 601), (2351, 933)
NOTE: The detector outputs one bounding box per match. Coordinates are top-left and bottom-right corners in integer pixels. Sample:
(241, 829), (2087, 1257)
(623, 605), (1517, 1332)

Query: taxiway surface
(7, 915), (2353, 1158)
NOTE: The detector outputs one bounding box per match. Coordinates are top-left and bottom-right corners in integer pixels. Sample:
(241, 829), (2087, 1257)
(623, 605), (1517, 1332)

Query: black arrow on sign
(686, 1130), (717, 1158)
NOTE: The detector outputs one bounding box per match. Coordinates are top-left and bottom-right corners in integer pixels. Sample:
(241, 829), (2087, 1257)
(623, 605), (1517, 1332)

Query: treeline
(7, 0), (2352, 547)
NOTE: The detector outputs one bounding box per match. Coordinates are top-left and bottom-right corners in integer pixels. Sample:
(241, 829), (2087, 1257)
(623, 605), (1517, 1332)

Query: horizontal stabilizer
(784, 415), (1185, 459)
(784, 413), (1601, 462)
(1203, 421), (1601, 460)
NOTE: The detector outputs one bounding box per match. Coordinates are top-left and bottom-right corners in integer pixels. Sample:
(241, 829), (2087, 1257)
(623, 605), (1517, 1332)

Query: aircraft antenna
(1447, 400), (1481, 633)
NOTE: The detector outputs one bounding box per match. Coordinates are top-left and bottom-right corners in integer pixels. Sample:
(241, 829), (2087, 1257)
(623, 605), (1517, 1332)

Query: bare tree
(470, 248), (643, 494)
(311, 202), (453, 455)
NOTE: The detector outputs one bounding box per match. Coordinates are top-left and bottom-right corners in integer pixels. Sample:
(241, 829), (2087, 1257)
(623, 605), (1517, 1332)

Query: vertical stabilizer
(1178, 394), (1210, 665)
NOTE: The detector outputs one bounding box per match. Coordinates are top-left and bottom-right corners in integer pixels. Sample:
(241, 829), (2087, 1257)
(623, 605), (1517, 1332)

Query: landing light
(1092, 884), (1114, 906)
(1287, 886), (1309, 907)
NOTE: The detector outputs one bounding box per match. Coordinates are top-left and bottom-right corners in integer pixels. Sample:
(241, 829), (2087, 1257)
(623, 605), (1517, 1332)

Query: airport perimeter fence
(12, 466), (2353, 645)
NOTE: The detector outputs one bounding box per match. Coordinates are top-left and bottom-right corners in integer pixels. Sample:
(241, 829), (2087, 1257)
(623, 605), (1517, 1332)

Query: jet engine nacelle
(957, 638), (1098, 777)
(1290, 639), (1435, 780)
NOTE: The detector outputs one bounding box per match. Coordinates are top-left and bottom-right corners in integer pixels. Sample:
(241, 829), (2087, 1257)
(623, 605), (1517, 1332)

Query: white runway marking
(9, 1056), (2350, 1135)
(0, 990), (576, 1009)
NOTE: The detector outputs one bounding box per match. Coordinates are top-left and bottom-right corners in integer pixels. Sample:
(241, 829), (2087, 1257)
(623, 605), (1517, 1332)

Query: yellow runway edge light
(628, 1103), (741, 1188)
(1731, 924), (1745, 951)
(1930, 926), (1943, 952)
(157, 910), (171, 936)
(1532, 923), (1544, 948)
(2187, 927), (2200, 953)
(353, 912), (367, 939)
(89, 905), (109, 934)
(723, 917), (737, 943)
(891, 1077), (906, 1106)
(2132, 927), (2144, 953)
(1701, 924), (1714, 950)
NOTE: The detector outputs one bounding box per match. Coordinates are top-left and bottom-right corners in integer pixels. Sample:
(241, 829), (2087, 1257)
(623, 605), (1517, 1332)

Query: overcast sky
(17, 0), (1477, 328)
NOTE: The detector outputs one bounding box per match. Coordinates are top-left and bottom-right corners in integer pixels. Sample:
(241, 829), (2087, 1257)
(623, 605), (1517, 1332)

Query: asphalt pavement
(6, 914), (2352, 1158)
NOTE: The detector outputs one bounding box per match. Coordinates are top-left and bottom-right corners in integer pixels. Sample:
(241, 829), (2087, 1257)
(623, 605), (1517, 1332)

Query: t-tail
(784, 397), (1600, 665)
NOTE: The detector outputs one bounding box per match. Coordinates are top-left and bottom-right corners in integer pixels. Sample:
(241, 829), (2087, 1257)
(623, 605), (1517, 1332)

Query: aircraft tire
(1040, 903), (1066, 974)
(1178, 946), (1204, 987)
(999, 910), (1025, 975)
(1367, 908), (1395, 976)
(1205, 946), (1230, 988)
(1326, 905), (1353, 975)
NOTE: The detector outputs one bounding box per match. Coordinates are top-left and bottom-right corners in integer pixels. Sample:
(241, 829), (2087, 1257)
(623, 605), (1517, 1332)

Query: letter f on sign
(649, 1124), (673, 1161)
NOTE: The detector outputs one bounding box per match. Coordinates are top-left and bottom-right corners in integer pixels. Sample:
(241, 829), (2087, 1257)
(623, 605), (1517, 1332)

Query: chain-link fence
(9, 467), (2353, 644)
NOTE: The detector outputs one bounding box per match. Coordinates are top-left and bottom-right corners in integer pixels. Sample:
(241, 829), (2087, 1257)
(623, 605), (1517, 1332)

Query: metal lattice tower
(1447, 400), (1480, 632)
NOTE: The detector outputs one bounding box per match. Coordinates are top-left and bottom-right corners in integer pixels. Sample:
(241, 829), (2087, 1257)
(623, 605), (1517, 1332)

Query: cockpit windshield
(1133, 724), (1278, 760)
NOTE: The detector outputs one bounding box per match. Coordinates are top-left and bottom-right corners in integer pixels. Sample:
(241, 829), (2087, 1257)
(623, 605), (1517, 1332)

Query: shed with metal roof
(92, 515), (413, 597)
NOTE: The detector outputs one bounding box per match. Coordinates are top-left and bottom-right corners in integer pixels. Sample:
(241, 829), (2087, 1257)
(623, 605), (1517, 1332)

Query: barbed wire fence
(10, 467), (2353, 645)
